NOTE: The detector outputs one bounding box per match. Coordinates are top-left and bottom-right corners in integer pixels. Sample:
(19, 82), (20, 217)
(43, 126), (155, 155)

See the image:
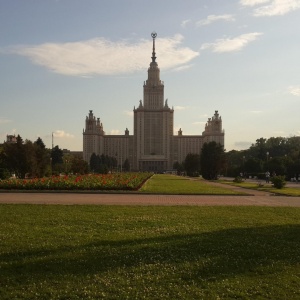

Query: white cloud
(174, 106), (188, 110)
(288, 86), (300, 96)
(9, 35), (199, 77)
(240, 0), (300, 16)
(201, 32), (263, 53)
(196, 14), (235, 26)
(53, 130), (74, 139)
(172, 64), (194, 72)
(250, 110), (263, 113)
(123, 110), (133, 117)
(240, 0), (270, 6)
(110, 129), (120, 135)
(181, 19), (191, 28)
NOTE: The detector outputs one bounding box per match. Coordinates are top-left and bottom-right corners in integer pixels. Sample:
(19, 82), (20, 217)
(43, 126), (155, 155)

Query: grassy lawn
(140, 174), (247, 195)
(219, 180), (300, 196)
(1, 205), (300, 299)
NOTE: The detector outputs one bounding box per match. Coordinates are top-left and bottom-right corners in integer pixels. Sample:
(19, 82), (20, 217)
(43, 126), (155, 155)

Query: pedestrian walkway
(0, 191), (300, 207)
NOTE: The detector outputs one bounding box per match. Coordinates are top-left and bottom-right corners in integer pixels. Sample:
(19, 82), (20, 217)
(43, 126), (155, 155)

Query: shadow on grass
(1, 224), (300, 284)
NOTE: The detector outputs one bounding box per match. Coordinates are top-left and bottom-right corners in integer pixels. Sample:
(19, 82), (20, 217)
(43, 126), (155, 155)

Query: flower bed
(0, 173), (153, 191)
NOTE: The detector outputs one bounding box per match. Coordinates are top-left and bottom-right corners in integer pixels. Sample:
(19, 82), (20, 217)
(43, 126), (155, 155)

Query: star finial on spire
(151, 32), (157, 63)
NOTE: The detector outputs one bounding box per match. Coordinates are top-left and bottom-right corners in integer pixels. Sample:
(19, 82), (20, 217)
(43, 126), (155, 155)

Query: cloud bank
(196, 14), (235, 26)
(181, 19), (191, 28)
(288, 86), (300, 96)
(9, 35), (199, 77)
(240, 0), (300, 16)
(201, 32), (263, 53)
(174, 106), (188, 110)
(53, 130), (74, 139)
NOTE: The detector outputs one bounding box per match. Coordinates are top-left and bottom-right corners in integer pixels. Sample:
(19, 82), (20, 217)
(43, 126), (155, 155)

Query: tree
(267, 157), (286, 175)
(2, 135), (28, 178)
(224, 150), (243, 177)
(51, 145), (63, 165)
(200, 141), (226, 180)
(90, 153), (98, 172)
(123, 158), (130, 172)
(32, 137), (49, 177)
(0, 145), (10, 179)
(184, 153), (200, 177)
(244, 158), (263, 174)
(89, 153), (116, 174)
(173, 161), (184, 175)
(50, 145), (64, 175)
(70, 155), (89, 174)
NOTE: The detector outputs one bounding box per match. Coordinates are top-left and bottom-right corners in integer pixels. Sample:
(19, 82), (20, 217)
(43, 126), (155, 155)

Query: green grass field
(140, 174), (247, 195)
(1, 205), (300, 299)
(219, 179), (300, 196)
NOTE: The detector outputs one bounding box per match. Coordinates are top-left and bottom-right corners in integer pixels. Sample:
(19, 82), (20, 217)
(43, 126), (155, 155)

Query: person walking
(265, 171), (270, 183)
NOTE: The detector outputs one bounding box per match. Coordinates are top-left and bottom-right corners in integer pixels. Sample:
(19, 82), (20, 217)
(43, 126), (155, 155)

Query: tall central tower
(143, 32), (164, 109)
(83, 32), (224, 172)
(133, 32), (174, 171)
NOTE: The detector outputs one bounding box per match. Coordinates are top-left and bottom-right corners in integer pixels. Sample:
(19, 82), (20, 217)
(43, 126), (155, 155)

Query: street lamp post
(50, 157), (52, 176)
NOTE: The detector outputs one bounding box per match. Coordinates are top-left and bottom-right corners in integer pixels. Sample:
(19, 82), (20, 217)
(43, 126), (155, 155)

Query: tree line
(0, 134), (128, 179)
(174, 141), (226, 180)
(175, 136), (300, 180)
(226, 136), (300, 179)
(1, 135), (299, 180)
(89, 153), (130, 174)
(0, 135), (88, 179)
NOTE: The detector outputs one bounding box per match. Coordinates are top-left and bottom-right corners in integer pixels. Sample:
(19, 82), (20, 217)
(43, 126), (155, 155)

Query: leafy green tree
(89, 153), (116, 174)
(89, 153), (98, 172)
(224, 150), (243, 177)
(51, 145), (63, 165)
(250, 138), (267, 160)
(200, 141), (226, 180)
(123, 158), (130, 172)
(173, 161), (184, 175)
(184, 153), (200, 177)
(0, 145), (10, 179)
(244, 158), (263, 175)
(265, 137), (287, 157)
(267, 157), (286, 176)
(70, 155), (89, 174)
(3, 135), (28, 178)
(286, 158), (300, 179)
(33, 137), (49, 177)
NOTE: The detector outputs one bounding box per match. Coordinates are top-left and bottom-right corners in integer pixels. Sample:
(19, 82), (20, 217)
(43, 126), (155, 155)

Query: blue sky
(1, 0), (300, 151)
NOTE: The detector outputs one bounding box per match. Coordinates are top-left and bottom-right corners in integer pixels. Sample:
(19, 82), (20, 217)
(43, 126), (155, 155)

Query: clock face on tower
(151, 32), (157, 38)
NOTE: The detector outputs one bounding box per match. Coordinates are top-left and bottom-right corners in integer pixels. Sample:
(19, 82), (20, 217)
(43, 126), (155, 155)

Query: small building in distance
(6, 134), (17, 144)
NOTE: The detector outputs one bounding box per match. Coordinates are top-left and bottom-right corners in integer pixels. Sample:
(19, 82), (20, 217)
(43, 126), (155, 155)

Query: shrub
(270, 175), (286, 189)
(233, 176), (243, 183)
(0, 168), (11, 180)
(257, 181), (264, 187)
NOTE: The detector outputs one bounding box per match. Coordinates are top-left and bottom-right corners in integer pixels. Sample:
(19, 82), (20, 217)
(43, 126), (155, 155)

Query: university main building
(83, 33), (224, 172)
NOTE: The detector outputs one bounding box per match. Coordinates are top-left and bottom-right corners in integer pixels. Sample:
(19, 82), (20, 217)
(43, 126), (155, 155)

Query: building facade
(83, 33), (224, 172)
